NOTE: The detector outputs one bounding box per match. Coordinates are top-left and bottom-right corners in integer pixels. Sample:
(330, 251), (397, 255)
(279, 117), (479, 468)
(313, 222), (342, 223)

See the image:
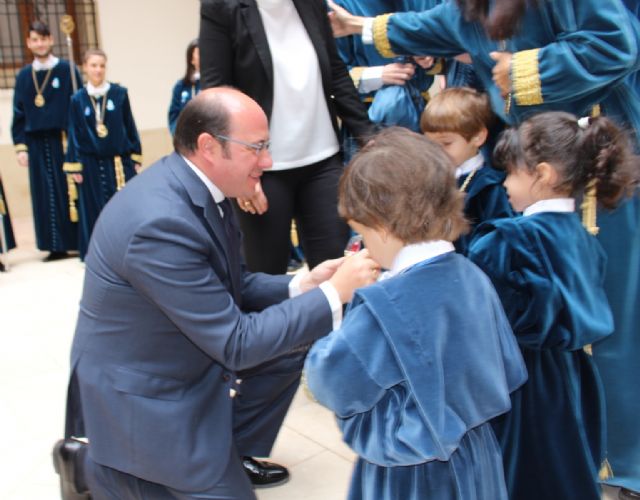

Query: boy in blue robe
(468, 112), (639, 500)
(420, 87), (512, 254)
(305, 127), (526, 500)
(168, 39), (201, 136)
(64, 49), (142, 260)
(11, 20), (81, 261)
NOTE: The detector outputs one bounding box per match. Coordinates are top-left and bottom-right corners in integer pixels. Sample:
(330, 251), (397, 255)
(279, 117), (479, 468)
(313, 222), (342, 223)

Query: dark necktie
(218, 198), (242, 301)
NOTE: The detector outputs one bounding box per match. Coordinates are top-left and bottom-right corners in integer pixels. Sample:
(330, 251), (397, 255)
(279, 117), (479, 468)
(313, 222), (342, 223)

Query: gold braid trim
(114, 156), (126, 191)
(290, 220), (299, 247)
(63, 162), (83, 173)
(0, 194), (6, 216)
(66, 175), (78, 223)
(349, 67), (365, 89)
(130, 153), (143, 164)
(373, 14), (396, 59)
(425, 58), (445, 75)
(512, 48), (543, 106)
(581, 179), (599, 235)
(15, 144), (28, 153)
(599, 458), (613, 481)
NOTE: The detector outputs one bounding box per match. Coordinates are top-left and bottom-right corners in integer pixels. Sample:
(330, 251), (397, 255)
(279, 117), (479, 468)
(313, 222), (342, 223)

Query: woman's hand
(490, 51), (512, 97)
(236, 180), (268, 215)
(327, 0), (365, 38)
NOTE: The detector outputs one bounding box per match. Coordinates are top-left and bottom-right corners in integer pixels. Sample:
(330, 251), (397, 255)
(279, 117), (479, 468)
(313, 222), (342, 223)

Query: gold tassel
(599, 458), (613, 481)
(581, 179), (599, 235)
(66, 175), (78, 223)
(114, 156), (126, 191)
(290, 220), (299, 247)
(583, 344), (593, 356)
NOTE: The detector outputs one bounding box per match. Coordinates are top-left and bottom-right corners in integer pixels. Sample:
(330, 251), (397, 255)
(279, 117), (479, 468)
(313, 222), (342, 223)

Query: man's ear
(198, 133), (218, 160)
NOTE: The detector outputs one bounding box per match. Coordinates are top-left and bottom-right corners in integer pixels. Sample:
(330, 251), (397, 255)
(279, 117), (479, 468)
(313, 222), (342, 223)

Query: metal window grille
(0, 0), (99, 89)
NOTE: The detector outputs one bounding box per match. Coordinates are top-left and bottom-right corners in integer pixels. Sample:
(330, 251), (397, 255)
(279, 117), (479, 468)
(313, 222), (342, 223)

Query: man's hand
(16, 151), (28, 167)
(329, 249), (380, 303)
(237, 180), (268, 215)
(327, 0), (364, 38)
(382, 62), (415, 85)
(490, 51), (512, 97)
(298, 257), (345, 293)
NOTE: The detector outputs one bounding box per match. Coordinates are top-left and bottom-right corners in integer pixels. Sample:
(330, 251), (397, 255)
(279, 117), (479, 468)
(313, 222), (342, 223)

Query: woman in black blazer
(200, 0), (375, 275)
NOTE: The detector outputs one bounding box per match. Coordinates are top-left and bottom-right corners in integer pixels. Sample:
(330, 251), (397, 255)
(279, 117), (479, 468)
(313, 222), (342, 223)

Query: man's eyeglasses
(213, 134), (270, 155)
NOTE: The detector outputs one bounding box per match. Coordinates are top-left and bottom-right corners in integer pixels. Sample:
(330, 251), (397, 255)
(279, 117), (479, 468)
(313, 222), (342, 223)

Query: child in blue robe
(11, 20), (81, 259)
(168, 39), (201, 136)
(305, 127), (527, 500)
(468, 112), (639, 500)
(421, 87), (512, 254)
(64, 49), (142, 260)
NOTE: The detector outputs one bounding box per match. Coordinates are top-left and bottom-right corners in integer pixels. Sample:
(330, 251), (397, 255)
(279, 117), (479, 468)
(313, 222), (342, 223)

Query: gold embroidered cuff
(15, 144), (28, 153)
(63, 162), (83, 173)
(512, 48), (543, 106)
(349, 67), (365, 88)
(373, 14), (396, 59)
(425, 58), (445, 76)
(130, 153), (143, 164)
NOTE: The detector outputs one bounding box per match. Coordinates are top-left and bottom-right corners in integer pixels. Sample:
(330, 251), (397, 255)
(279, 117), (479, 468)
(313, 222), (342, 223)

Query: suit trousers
(233, 153), (350, 274)
(86, 445), (255, 500)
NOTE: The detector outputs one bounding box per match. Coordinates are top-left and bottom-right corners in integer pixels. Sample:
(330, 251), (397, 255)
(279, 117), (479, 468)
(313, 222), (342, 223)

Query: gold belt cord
(114, 156), (125, 191)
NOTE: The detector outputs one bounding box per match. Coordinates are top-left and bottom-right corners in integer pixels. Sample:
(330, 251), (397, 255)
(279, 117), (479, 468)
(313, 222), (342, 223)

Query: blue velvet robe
(0, 177), (16, 253)
(11, 59), (81, 252)
(455, 164), (512, 255)
(589, 1), (640, 493)
(65, 84), (142, 259)
(168, 78), (200, 135)
(306, 252), (527, 500)
(469, 212), (613, 500)
(334, 0), (437, 159)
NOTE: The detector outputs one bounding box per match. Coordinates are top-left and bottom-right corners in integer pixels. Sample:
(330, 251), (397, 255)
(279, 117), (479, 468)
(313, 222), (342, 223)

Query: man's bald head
(173, 87), (264, 156)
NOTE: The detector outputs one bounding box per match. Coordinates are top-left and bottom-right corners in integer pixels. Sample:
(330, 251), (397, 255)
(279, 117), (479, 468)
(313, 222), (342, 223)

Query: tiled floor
(0, 216), (622, 500)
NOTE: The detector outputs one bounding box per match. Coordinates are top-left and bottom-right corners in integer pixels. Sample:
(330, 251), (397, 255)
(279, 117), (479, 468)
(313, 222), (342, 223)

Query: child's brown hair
(493, 111), (640, 209)
(420, 87), (493, 141)
(339, 127), (468, 243)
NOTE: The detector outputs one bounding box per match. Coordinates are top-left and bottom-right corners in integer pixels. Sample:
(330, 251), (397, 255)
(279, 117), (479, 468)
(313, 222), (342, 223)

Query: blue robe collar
(523, 197), (574, 216)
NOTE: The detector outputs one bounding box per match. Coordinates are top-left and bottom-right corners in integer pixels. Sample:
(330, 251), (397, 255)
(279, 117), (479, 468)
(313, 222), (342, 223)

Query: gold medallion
(34, 94), (45, 107)
(96, 123), (109, 138)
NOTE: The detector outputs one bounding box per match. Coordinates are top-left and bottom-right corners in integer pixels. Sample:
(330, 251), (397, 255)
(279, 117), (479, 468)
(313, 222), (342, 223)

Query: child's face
(425, 131), (482, 168)
(84, 55), (107, 87)
(503, 166), (540, 212)
(348, 221), (402, 270)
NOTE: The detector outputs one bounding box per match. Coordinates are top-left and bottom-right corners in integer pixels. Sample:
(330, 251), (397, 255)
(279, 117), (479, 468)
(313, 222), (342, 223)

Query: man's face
(210, 108), (272, 199)
(26, 31), (54, 59)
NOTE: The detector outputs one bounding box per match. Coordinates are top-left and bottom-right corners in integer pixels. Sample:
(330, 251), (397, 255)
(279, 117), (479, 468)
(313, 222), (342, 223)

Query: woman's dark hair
(339, 127), (468, 243)
(493, 111), (640, 209)
(182, 38), (199, 86)
(29, 20), (51, 37)
(456, 0), (530, 40)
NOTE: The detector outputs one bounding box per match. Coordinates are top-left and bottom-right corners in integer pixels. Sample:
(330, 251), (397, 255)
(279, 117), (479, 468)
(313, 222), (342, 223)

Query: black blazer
(199, 0), (375, 144)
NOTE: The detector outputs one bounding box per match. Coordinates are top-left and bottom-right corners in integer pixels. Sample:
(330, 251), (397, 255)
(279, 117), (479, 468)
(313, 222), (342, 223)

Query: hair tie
(577, 116), (590, 129)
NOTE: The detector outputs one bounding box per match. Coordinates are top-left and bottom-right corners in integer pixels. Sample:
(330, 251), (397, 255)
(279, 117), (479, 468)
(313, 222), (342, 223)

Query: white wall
(0, 0), (200, 145)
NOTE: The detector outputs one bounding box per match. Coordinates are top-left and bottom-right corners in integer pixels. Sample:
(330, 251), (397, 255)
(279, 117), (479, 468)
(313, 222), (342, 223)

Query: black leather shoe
(44, 251), (70, 262)
(53, 439), (91, 500)
(242, 456), (289, 488)
(620, 488), (640, 500)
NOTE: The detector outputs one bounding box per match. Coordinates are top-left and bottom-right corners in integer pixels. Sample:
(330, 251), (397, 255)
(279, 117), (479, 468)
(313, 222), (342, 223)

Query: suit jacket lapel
(239, 0), (273, 88)
(168, 154), (241, 299)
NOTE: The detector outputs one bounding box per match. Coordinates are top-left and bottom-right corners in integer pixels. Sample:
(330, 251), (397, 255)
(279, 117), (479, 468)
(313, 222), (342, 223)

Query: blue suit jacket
(67, 152), (332, 491)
